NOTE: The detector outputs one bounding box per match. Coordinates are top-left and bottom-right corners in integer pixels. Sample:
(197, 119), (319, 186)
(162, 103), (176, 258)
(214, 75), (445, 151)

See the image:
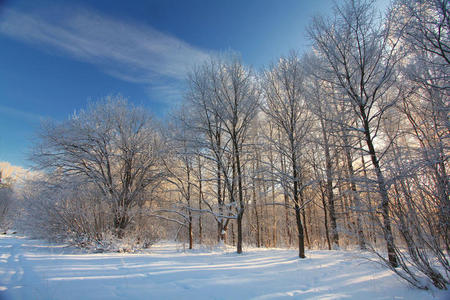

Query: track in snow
(0, 235), (444, 300)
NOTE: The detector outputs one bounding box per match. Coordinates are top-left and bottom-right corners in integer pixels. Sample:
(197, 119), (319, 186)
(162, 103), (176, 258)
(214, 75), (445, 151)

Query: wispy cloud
(0, 105), (44, 123)
(144, 80), (186, 106)
(0, 6), (211, 98)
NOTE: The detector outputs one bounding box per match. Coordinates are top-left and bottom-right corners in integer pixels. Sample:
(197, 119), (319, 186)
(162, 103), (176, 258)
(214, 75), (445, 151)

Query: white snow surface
(0, 235), (447, 300)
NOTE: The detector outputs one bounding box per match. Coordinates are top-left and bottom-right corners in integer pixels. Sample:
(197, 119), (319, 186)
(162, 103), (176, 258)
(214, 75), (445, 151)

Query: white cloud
(0, 105), (44, 123)
(145, 80), (187, 105)
(0, 6), (211, 87)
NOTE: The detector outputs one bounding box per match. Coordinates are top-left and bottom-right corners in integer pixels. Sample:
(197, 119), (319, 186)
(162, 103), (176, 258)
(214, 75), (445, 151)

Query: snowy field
(0, 235), (447, 300)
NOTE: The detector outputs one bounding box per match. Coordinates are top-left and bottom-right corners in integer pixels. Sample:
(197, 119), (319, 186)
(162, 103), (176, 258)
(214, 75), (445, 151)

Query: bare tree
(31, 96), (165, 238)
(309, 0), (403, 267)
(162, 108), (199, 249)
(395, 0), (449, 69)
(0, 178), (13, 230)
(306, 75), (341, 249)
(186, 61), (232, 244)
(261, 52), (313, 258)
(210, 55), (260, 254)
(18, 175), (112, 246)
(186, 55), (260, 253)
(394, 0), (449, 246)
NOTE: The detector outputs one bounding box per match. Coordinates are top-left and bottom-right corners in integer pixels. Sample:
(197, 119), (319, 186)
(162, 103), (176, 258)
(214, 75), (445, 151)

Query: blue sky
(0, 0), (389, 168)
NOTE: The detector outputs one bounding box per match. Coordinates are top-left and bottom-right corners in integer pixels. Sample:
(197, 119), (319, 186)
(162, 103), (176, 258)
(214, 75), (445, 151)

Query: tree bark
(292, 154), (305, 258)
(342, 134), (366, 249)
(235, 141), (245, 254)
(361, 109), (398, 267)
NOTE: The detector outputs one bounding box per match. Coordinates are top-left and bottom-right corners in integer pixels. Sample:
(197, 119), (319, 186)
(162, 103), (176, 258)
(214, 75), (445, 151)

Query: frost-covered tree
(186, 60), (232, 244)
(308, 0), (403, 267)
(31, 96), (165, 238)
(0, 174), (13, 230)
(187, 55), (260, 253)
(261, 52), (313, 258)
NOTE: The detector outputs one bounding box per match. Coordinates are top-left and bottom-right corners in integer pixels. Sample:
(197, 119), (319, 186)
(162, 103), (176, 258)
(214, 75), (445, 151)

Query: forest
(0, 0), (448, 291)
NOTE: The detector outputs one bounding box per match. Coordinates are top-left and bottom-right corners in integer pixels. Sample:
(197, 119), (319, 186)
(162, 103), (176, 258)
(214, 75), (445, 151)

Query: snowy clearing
(0, 235), (447, 300)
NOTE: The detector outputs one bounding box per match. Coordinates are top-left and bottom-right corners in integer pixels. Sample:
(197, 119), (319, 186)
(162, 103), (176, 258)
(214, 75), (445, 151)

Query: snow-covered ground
(0, 235), (447, 300)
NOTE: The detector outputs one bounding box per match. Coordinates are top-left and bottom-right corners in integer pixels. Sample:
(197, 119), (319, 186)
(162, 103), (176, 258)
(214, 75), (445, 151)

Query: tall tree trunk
(342, 137), (366, 249)
(186, 163), (193, 250)
(280, 154), (292, 246)
(300, 189), (310, 248)
(262, 169), (270, 247)
(217, 161), (225, 243)
(320, 116), (339, 248)
(269, 126), (277, 247)
(361, 110), (398, 268)
(114, 202), (129, 239)
(197, 157), (203, 244)
(292, 154), (305, 258)
(360, 140), (377, 245)
(252, 163), (261, 248)
(271, 178), (277, 247)
(235, 143), (245, 254)
(216, 129), (226, 243)
(321, 183), (332, 250)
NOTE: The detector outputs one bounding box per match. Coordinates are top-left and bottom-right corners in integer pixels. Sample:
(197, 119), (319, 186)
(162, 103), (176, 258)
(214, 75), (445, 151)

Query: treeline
(12, 0), (448, 290)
